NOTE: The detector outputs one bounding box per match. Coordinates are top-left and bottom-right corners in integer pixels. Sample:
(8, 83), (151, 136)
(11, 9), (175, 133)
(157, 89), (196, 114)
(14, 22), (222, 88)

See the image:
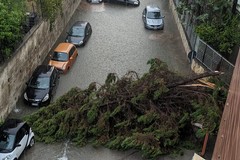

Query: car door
(69, 46), (77, 66)
(68, 47), (74, 67)
(85, 24), (92, 41)
(51, 69), (59, 95)
(14, 127), (28, 158)
(142, 8), (147, 23)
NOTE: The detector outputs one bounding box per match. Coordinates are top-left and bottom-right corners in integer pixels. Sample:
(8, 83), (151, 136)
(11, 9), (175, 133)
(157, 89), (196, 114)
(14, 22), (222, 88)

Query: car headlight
(134, 1), (138, 4)
(79, 41), (83, 44)
(2, 155), (12, 160)
(61, 63), (67, 70)
(24, 92), (28, 100)
(42, 94), (49, 102)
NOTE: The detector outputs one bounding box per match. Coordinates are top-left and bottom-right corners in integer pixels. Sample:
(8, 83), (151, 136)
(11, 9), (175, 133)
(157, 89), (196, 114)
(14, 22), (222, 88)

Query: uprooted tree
(24, 58), (225, 159)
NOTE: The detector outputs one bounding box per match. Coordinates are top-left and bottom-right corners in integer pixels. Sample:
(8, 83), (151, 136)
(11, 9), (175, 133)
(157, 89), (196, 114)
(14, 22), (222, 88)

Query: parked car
(0, 119), (35, 160)
(65, 21), (92, 47)
(104, 0), (140, 7)
(86, 0), (103, 3)
(24, 65), (60, 107)
(142, 5), (165, 30)
(48, 43), (78, 73)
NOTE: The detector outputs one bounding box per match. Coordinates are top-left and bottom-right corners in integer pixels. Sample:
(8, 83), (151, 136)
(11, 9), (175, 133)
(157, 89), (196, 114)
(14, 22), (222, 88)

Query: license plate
(32, 103), (39, 106)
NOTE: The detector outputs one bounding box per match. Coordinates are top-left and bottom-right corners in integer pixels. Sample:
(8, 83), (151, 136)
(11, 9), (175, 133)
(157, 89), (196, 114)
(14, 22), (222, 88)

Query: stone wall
(0, 0), (81, 120)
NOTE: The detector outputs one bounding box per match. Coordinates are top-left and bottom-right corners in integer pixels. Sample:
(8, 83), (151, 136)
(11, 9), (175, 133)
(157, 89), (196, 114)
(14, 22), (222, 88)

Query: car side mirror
(161, 16), (165, 18)
(143, 15), (145, 18)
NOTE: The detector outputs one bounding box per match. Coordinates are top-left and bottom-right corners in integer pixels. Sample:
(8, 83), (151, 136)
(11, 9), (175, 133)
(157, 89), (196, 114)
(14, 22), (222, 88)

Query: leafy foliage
(24, 59), (223, 159)
(0, 0), (27, 61)
(34, 0), (63, 28)
(176, 0), (240, 57)
(195, 17), (240, 57)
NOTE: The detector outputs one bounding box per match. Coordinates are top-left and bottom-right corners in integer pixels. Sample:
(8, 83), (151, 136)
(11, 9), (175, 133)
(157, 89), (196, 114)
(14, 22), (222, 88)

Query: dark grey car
(66, 21), (92, 47)
(104, 0), (140, 6)
(142, 5), (165, 30)
(24, 65), (60, 107)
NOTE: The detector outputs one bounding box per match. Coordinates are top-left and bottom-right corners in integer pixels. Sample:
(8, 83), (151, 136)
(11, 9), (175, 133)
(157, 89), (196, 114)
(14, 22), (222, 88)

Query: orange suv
(49, 43), (78, 73)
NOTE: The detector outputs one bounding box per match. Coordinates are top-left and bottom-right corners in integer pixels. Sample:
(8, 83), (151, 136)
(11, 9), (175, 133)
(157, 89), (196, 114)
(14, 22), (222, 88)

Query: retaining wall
(0, 0), (81, 120)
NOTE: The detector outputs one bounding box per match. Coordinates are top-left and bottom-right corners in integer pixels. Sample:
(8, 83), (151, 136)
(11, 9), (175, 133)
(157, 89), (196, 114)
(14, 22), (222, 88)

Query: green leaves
(195, 16), (240, 56)
(0, 0), (26, 59)
(181, 0), (240, 57)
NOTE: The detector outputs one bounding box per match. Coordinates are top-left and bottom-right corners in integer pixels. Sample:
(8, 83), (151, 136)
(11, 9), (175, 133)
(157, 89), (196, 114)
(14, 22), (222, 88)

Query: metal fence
(174, 0), (235, 85)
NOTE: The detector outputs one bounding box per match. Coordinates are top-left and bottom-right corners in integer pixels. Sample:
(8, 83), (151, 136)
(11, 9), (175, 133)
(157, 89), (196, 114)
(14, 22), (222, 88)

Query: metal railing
(174, 0), (235, 85)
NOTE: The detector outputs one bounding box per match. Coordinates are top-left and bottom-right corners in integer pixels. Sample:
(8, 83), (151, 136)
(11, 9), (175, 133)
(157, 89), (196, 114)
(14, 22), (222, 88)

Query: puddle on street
(148, 32), (174, 41)
(57, 141), (69, 160)
(78, 1), (106, 12)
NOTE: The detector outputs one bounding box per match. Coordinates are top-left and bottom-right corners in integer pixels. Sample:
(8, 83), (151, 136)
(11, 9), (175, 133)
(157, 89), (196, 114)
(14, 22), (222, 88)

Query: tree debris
(24, 59), (224, 159)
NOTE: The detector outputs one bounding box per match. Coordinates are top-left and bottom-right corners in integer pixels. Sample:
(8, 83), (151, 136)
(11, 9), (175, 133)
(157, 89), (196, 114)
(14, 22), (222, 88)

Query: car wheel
(28, 137), (35, 148)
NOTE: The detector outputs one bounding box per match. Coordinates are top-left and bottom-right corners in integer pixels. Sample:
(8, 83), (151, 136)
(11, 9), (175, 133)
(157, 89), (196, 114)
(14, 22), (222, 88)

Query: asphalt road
(9, 0), (196, 159)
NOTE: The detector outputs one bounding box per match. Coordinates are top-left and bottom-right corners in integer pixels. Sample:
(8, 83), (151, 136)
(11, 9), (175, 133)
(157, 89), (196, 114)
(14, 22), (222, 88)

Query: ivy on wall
(0, 0), (26, 61)
(29, 0), (63, 29)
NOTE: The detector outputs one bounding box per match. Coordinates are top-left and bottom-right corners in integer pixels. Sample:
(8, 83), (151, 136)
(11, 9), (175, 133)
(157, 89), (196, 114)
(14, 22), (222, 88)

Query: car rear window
(70, 26), (85, 37)
(147, 11), (161, 19)
(29, 77), (50, 89)
(52, 52), (68, 62)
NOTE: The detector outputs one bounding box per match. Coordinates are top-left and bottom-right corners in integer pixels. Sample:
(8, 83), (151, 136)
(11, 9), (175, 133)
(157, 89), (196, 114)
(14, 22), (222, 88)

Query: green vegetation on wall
(176, 0), (240, 58)
(35, 0), (63, 27)
(0, 0), (26, 61)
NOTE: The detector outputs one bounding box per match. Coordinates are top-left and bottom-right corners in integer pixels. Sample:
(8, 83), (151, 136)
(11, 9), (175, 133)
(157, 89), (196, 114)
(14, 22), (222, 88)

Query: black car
(0, 119), (35, 160)
(65, 21), (92, 47)
(24, 65), (60, 107)
(104, 0), (140, 6)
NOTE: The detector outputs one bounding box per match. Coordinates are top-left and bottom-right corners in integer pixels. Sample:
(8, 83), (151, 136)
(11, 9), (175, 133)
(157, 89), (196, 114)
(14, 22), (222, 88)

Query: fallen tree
(24, 58), (224, 159)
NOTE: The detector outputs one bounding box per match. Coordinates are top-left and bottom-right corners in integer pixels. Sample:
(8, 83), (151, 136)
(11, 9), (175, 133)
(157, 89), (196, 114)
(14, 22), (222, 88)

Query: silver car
(142, 5), (165, 30)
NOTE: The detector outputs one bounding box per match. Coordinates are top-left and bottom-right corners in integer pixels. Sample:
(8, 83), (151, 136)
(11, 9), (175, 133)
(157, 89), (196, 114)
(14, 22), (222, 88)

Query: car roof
(72, 21), (88, 28)
(54, 43), (75, 53)
(146, 5), (161, 12)
(32, 65), (55, 78)
(0, 119), (25, 135)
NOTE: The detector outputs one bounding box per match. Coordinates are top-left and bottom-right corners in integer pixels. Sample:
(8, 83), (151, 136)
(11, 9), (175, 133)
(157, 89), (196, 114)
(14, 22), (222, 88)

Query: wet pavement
(9, 0), (197, 159)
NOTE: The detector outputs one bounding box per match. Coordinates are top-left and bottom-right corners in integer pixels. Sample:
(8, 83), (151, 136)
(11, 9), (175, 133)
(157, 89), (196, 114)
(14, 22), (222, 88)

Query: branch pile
(24, 59), (223, 159)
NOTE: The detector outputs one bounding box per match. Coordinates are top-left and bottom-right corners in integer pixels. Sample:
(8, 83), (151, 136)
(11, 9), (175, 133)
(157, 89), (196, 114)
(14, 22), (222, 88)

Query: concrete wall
(0, 0), (81, 120)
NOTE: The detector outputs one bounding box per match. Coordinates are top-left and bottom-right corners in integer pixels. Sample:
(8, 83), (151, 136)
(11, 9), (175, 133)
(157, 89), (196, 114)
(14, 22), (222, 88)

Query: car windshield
(70, 26), (84, 37)
(147, 11), (161, 19)
(29, 77), (50, 89)
(0, 132), (15, 152)
(52, 52), (68, 62)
